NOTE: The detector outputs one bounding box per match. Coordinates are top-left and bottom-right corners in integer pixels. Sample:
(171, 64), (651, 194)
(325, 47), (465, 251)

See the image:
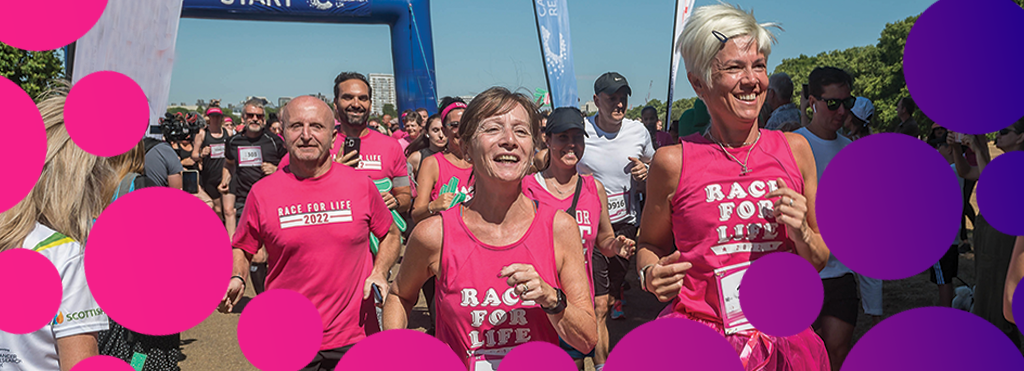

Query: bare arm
(407, 151), (422, 177)
(191, 129), (205, 163)
(635, 145), (692, 302)
(781, 133), (830, 271)
(366, 222), (403, 303)
(56, 333), (98, 371)
(383, 218), (442, 330)
(546, 211), (598, 353)
(167, 173), (183, 190)
(412, 155), (440, 223)
(392, 186), (412, 214)
(1005, 236), (1024, 324)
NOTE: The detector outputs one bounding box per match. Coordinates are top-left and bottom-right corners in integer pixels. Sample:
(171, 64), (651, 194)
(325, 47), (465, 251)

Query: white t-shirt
(577, 115), (655, 225)
(794, 127), (855, 280)
(0, 223), (108, 370)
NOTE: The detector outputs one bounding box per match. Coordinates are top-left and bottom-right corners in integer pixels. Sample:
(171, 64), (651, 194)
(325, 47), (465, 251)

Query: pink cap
(206, 107), (223, 115)
(224, 117), (233, 123)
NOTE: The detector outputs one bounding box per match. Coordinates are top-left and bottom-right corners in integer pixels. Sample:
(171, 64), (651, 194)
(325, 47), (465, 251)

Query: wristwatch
(639, 264), (655, 293)
(542, 288), (567, 315)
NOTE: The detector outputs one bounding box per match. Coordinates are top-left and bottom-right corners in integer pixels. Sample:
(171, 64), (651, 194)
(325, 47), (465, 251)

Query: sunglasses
(815, 96), (856, 111)
(244, 113), (265, 119)
(445, 121), (460, 129)
(998, 128), (1018, 136)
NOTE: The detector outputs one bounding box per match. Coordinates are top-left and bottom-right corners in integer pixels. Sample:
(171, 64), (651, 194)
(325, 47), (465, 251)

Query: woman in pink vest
(635, 4), (830, 370)
(411, 97), (475, 224)
(384, 87), (597, 370)
(521, 106), (635, 368)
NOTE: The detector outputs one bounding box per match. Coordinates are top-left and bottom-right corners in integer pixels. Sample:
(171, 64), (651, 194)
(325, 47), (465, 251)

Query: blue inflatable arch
(180, 0), (437, 115)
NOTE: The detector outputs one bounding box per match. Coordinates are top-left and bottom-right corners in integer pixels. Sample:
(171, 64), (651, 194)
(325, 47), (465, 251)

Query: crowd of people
(3, 3), (1024, 371)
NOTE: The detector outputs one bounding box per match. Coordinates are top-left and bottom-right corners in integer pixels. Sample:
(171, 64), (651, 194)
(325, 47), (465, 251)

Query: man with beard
(220, 98), (286, 294)
(332, 72), (411, 254)
(221, 96), (401, 371)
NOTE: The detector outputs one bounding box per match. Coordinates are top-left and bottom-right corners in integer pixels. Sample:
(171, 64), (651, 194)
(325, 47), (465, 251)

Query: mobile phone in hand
(371, 283), (383, 303)
(802, 84), (810, 99)
(183, 170), (199, 194)
(343, 137), (360, 157)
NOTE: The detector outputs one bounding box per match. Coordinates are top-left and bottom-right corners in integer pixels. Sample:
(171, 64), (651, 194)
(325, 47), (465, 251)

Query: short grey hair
(769, 72), (793, 100)
(244, 98), (265, 111)
(678, 3), (780, 86)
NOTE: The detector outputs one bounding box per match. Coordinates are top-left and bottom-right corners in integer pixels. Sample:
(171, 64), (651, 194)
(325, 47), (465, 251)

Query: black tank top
(418, 147), (440, 169)
(200, 127), (229, 185)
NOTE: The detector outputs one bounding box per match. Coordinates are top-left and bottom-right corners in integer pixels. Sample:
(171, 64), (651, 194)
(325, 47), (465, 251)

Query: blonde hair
(0, 84), (117, 251)
(679, 3), (780, 86)
(107, 140), (146, 182)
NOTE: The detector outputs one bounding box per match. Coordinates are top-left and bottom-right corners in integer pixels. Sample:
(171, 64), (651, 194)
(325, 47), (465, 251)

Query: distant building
(244, 96), (270, 106)
(279, 97), (292, 108)
(459, 95), (475, 105)
(369, 73), (396, 115)
(581, 101), (598, 114)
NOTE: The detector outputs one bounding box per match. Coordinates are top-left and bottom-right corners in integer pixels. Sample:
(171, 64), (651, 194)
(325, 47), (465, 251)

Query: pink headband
(441, 102), (467, 122)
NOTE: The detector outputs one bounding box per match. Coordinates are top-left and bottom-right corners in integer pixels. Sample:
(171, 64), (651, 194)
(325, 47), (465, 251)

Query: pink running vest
(666, 129), (804, 325)
(435, 204), (561, 370)
(521, 174), (599, 298)
(430, 152), (475, 202)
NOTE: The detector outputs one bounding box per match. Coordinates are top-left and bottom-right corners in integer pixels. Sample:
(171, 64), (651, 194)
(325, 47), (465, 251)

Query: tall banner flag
(533, 0), (578, 109)
(73, 0), (185, 138)
(665, 0), (697, 126)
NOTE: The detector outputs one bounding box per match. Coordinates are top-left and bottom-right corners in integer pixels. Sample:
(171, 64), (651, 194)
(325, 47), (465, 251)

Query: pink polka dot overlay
(0, 249), (62, 334)
(0, 76), (46, 214)
(740, 252), (823, 337)
(336, 329), (465, 370)
(69, 355), (134, 371)
(238, 289), (323, 371)
(85, 187), (231, 335)
(605, 318), (743, 371)
(65, 71), (149, 157)
(0, 0), (108, 51)
(500, 341), (577, 371)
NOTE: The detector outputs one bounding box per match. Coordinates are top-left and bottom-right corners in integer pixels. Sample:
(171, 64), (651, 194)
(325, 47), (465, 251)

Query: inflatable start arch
(181, 0), (438, 114)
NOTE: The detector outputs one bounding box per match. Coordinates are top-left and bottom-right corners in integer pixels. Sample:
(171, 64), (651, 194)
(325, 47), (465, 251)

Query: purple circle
(740, 252), (823, 337)
(843, 307), (1024, 370)
(904, 0), (1024, 134)
(817, 134), (961, 280)
(605, 318), (743, 371)
(499, 341), (576, 371)
(976, 151), (1024, 236)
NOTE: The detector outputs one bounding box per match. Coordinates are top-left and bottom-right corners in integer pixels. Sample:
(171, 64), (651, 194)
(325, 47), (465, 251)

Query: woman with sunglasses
(636, 4), (830, 370)
(951, 119), (1024, 347)
(411, 97), (474, 224)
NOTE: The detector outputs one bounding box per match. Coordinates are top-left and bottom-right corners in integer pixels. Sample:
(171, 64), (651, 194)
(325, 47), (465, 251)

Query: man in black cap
(576, 72), (654, 371)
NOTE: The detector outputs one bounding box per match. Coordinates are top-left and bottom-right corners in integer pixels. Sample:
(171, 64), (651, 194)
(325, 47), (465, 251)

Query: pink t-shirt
(233, 164), (392, 350)
(521, 173), (599, 298)
(666, 130), (804, 325)
(435, 204), (561, 370)
(430, 152), (474, 202)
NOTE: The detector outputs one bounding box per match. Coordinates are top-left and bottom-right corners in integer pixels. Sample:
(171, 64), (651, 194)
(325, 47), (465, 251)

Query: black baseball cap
(545, 107), (589, 137)
(594, 72), (632, 96)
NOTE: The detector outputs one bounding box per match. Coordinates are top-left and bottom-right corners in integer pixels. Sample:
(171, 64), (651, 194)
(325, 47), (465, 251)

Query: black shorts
(813, 273), (859, 327)
(202, 181), (222, 200)
(299, 344), (354, 371)
(592, 222), (636, 297)
(930, 245), (959, 285)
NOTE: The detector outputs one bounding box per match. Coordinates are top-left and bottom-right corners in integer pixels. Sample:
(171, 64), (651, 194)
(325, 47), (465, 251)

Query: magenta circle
(817, 134), (962, 280)
(0, 0), (109, 51)
(69, 355), (134, 371)
(975, 151), (1024, 236)
(65, 71), (149, 157)
(238, 289), (323, 371)
(740, 252), (823, 337)
(499, 341), (577, 371)
(84, 187), (232, 335)
(335, 329), (466, 370)
(0, 76), (46, 214)
(0, 249), (62, 334)
(605, 318), (743, 370)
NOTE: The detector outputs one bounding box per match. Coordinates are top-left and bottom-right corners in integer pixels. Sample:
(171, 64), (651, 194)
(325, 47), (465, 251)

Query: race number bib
(238, 146), (263, 167)
(470, 348), (513, 371)
(210, 143), (225, 159)
(607, 192), (628, 223)
(715, 261), (754, 335)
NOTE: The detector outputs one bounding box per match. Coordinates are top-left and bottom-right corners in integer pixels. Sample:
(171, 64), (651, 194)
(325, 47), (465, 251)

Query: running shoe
(610, 301), (625, 320)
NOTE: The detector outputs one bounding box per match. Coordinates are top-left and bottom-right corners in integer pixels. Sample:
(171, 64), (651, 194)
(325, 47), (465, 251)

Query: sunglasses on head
(815, 96), (855, 111)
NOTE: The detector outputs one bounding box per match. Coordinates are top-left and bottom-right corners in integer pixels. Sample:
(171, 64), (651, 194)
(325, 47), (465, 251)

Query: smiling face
(465, 104), (535, 183)
(690, 36), (768, 129)
(545, 128), (586, 170)
(243, 105), (266, 134)
(334, 79), (371, 127)
(443, 108), (465, 149)
(405, 118), (422, 139)
(810, 83), (853, 133)
(282, 97), (334, 164)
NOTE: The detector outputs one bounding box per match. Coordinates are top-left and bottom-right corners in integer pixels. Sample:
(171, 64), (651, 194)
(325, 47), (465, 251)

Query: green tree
(627, 97), (699, 124)
(382, 103), (397, 118)
(0, 42), (64, 100)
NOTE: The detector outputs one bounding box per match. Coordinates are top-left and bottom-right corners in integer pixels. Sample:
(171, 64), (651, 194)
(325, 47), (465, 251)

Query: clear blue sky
(168, 0), (936, 109)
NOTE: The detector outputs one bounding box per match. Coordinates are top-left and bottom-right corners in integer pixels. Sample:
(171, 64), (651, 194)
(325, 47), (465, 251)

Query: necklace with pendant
(705, 129), (761, 176)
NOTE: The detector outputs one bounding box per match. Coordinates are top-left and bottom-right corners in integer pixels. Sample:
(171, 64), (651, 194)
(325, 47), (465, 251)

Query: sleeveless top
(200, 127), (229, 184)
(435, 204), (561, 370)
(429, 152), (475, 202)
(521, 173), (600, 298)
(175, 142), (197, 170)
(418, 147), (440, 170)
(667, 129), (805, 330)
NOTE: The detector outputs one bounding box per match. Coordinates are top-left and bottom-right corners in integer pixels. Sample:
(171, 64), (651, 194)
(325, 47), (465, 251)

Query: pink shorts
(659, 307), (830, 371)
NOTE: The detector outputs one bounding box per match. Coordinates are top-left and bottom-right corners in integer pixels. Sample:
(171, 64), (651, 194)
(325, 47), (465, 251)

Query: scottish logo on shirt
(277, 200), (354, 229)
(51, 308), (104, 325)
(238, 146), (263, 167)
(357, 154), (382, 171)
